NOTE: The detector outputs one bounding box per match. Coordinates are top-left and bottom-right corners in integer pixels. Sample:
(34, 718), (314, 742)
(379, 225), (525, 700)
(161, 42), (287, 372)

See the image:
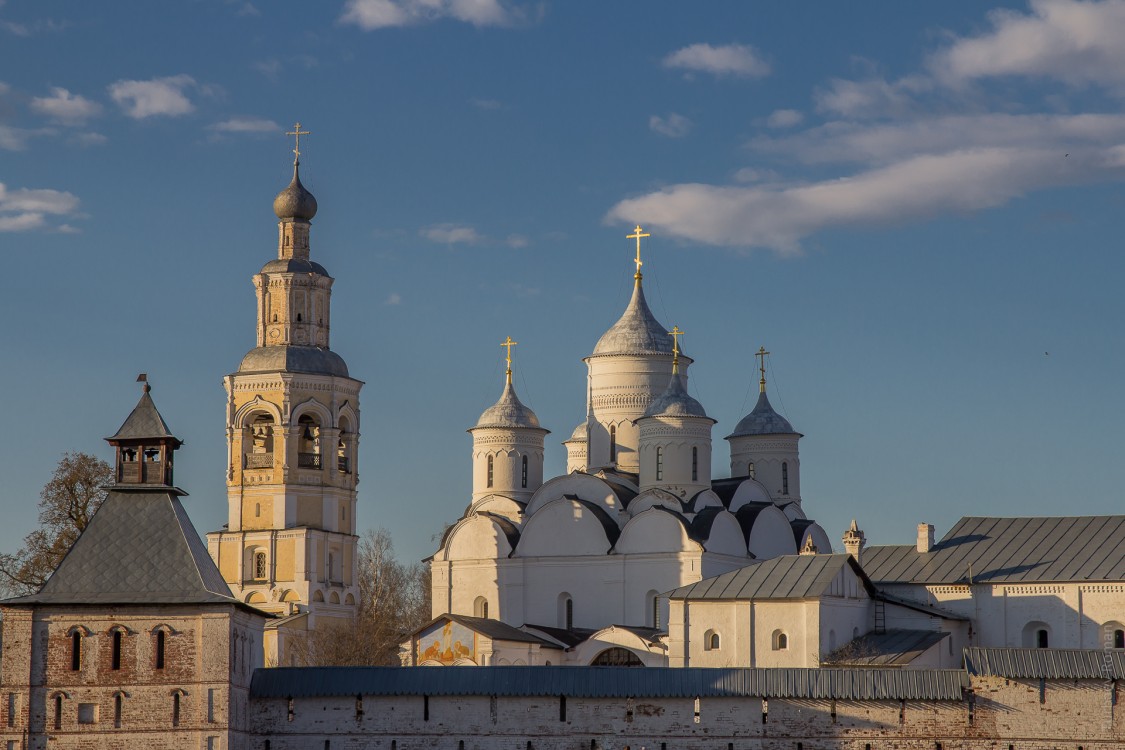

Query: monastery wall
(249, 674), (1125, 748)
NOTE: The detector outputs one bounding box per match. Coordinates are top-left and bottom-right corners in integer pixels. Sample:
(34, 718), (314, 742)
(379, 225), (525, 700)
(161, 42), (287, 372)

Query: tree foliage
(292, 528), (430, 666)
(0, 452), (113, 595)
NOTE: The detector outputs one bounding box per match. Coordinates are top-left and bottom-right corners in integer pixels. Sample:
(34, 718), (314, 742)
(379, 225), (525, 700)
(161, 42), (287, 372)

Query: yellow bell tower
(207, 124), (363, 663)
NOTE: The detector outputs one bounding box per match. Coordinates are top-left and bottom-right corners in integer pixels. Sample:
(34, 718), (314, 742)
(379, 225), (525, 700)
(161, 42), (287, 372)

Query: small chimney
(917, 523), (935, 553)
(842, 519), (866, 566)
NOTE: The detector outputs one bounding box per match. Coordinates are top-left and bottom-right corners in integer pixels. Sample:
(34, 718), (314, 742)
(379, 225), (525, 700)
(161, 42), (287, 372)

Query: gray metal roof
(273, 162), (317, 220)
(4, 489), (247, 609)
(824, 629), (950, 667)
(964, 647), (1125, 680)
(726, 391), (797, 438)
(237, 345), (351, 378)
(251, 665), (968, 701)
(591, 279), (681, 358)
(108, 387), (176, 441)
(471, 381), (546, 431)
(641, 373), (710, 420)
(862, 516), (1125, 585)
(418, 615), (559, 646)
(261, 257), (329, 276)
(668, 554), (857, 601)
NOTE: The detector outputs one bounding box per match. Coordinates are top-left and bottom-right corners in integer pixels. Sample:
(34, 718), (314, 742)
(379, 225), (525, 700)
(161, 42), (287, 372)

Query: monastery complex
(2, 141), (1125, 748)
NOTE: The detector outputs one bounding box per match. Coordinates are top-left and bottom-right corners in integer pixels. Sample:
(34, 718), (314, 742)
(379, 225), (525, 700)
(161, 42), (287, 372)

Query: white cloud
(384, 292), (402, 305)
(814, 75), (931, 118)
(930, 0), (1125, 88)
(649, 112), (692, 138)
(0, 183), (81, 233)
(69, 132), (107, 147)
(766, 109), (803, 128)
(30, 87), (102, 125)
(0, 125), (42, 151)
(505, 233), (528, 248)
(607, 146), (1124, 253)
(420, 223), (482, 244)
(208, 117), (280, 134)
(108, 75), (196, 119)
(341, 0), (516, 29)
(662, 43), (771, 78)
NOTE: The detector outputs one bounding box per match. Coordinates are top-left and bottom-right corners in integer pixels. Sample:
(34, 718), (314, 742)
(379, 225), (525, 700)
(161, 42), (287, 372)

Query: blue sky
(2, 0), (1124, 566)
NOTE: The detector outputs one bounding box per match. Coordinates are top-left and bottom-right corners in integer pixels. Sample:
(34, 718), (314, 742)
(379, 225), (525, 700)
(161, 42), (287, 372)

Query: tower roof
(273, 162), (318, 221)
(472, 381), (546, 431)
(237, 345), (350, 377)
(107, 383), (179, 444)
(726, 390), (797, 438)
(592, 279), (680, 357)
(642, 373), (710, 420)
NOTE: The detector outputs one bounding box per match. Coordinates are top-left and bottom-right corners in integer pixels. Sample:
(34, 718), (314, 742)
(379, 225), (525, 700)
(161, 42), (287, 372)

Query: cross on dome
(626, 225), (650, 280)
(286, 122), (311, 165)
(669, 326), (684, 372)
(501, 336), (518, 385)
(755, 346), (770, 393)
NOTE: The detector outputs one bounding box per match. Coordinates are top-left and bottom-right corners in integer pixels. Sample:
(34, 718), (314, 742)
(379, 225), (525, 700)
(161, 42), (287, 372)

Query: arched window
(113, 693), (123, 728)
(566, 598), (574, 630)
(772, 630), (788, 650)
(53, 694), (63, 730)
(1037, 629), (1049, 648)
(155, 629), (166, 670)
(254, 551), (267, 580)
(609, 425), (616, 462)
(171, 692), (182, 727)
(521, 455), (528, 488)
(705, 631), (720, 651)
(647, 590), (661, 629)
(558, 593), (573, 630)
(70, 631), (82, 671)
(655, 447), (663, 481)
(692, 447), (698, 481)
(748, 461), (755, 479)
(474, 596), (489, 619)
(1116, 630), (1125, 649)
(1023, 621), (1051, 648)
(111, 630), (122, 670)
(487, 455), (494, 488)
(782, 462), (789, 495)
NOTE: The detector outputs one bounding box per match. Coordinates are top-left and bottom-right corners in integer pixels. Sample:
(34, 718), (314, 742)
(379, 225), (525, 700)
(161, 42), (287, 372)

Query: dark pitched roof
(964, 647), (1125, 680)
(862, 516), (1125, 585)
(5, 489), (248, 609)
(108, 389), (176, 441)
(415, 615), (559, 647)
(668, 554), (863, 601)
(252, 665), (968, 701)
(520, 624), (597, 649)
(824, 629), (950, 667)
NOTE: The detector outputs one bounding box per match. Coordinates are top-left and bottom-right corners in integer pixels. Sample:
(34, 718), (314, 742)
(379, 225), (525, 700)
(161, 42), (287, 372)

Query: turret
(726, 347), (802, 505)
(469, 338), (549, 503)
(106, 375), (182, 489)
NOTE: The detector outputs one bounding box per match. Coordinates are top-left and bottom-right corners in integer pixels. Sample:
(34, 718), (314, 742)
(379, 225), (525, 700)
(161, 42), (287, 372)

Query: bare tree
(0, 452), (113, 595)
(292, 528), (430, 666)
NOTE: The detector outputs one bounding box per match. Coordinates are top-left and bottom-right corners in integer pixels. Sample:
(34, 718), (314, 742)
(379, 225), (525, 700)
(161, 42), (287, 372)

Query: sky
(1, 0), (1124, 567)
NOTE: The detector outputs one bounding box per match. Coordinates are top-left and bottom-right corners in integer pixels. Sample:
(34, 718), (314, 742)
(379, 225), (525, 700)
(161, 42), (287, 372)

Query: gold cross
(501, 336), (517, 384)
(626, 225), (650, 279)
(669, 326), (684, 373)
(286, 122), (311, 164)
(755, 346), (770, 393)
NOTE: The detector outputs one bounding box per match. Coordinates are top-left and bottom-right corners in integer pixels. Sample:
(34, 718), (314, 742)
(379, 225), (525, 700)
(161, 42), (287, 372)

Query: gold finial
(501, 336), (518, 385)
(626, 225), (650, 280)
(286, 122), (311, 165)
(755, 346), (770, 393)
(669, 326), (684, 373)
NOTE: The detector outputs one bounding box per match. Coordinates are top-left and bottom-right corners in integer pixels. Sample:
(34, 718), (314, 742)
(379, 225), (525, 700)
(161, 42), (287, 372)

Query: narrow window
(693, 696), (700, 724)
(1037, 629), (1049, 648)
(172, 693), (180, 727)
(521, 455), (528, 488)
(70, 631), (81, 671)
(296, 313), (302, 322)
(486, 455), (494, 488)
(254, 552), (267, 580)
(111, 631), (122, 670)
(255, 503), (260, 518)
(7, 693), (16, 728)
(565, 598), (573, 630)
(692, 447), (698, 481)
(609, 425), (616, 462)
(423, 695), (429, 722)
(709, 632), (720, 650)
(482, 601), (488, 619)
(748, 461), (755, 479)
(652, 597), (660, 629)
(1115, 630), (1124, 649)
(782, 462), (789, 495)
(559, 695), (566, 722)
(53, 695), (62, 730)
(155, 630), (166, 670)
(655, 447), (663, 481)
(114, 694), (122, 728)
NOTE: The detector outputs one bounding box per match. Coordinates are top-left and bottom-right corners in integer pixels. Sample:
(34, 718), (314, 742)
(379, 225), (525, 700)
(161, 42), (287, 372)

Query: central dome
(273, 164), (318, 221)
(592, 281), (679, 357)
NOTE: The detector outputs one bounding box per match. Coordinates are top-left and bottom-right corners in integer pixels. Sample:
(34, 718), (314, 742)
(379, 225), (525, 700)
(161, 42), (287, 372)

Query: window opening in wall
(521, 455), (528, 488)
(53, 695), (62, 730)
(830, 699), (836, 723)
(111, 631), (122, 670)
(773, 630), (788, 650)
(565, 598), (573, 630)
(655, 447), (663, 481)
(296, 313), (302, 322)
(762, 697), (768, 724)
(748, 461), (755, 479)
(254, 552), (267, 580)
(1116, 630), (1124, 649)
(609, 424), (616, 462)
(652, 596), (660, 629)
(172, 693), (181, 727)
(692, 447), (698, 481)
(708, 632), (720, 650)
(487, 455), (494, 488)
(287, 697), (294, 722)
(324, 741), (330, 750)
(114, 694), (122, 728)
(559, 695), (566, 722)
(155, 630), (166, 670)
(1037, 629), (1049, 648)
(782, 461), (789, 495)
(70, 631), (81, 671)
(693, 696), (700, 724)
(265, 742), (271, 750)
(255, 503), (261, 518)
(7, 693), (16, 728)
(423, 695), (430, 721)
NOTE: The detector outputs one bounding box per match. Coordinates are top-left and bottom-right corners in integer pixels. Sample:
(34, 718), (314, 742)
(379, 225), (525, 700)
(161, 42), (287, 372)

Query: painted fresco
(417, 619), (477, 665)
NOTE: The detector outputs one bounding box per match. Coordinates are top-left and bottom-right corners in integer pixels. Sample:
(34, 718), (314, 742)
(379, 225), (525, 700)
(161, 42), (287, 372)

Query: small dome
(472, 382), (545, 430)
(260, 257), (329, 276)
(273, 165), (318, 221)
(238, 345), (348, 377)
(642, 373), (709, 419)
(565, 422), (588, 442)
(726, 391), (796, 437)
(592, 281), (680, 357)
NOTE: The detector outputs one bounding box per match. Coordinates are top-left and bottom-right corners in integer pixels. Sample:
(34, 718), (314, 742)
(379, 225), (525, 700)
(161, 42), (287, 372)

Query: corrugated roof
(251, 665), (968, 701)
(824, 629), (949, 667)
(4, 489), (248, 610)
(667, 554), (852, 600)
(964, 648), (1125, 679)
(863, 516), (1125, 584)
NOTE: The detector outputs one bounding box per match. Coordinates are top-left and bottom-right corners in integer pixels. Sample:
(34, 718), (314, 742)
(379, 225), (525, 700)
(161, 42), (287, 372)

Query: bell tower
(206, 125), (363, 662)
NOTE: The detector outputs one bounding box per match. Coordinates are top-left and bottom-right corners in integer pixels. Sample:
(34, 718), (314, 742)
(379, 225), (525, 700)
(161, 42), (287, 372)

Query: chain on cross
(286, 122), (311, 164)
(626, 225), (650, 279)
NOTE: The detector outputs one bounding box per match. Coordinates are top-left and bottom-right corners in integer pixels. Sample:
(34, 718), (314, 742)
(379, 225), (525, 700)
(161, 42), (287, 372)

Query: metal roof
(964, 648), (1125, 680)
(107, 387), (176, 441)
(237, 345), (351, 378)
(824, 629), (949, 667)
(590, 279), (681, 358)
(251, 665), (968, 701)
(413, 614), (559, 646)
(725, 390), (798, 438)
(668, 554), (855, 601)
(4, 489), (250, 610)
(862, 516), (1125, 584)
